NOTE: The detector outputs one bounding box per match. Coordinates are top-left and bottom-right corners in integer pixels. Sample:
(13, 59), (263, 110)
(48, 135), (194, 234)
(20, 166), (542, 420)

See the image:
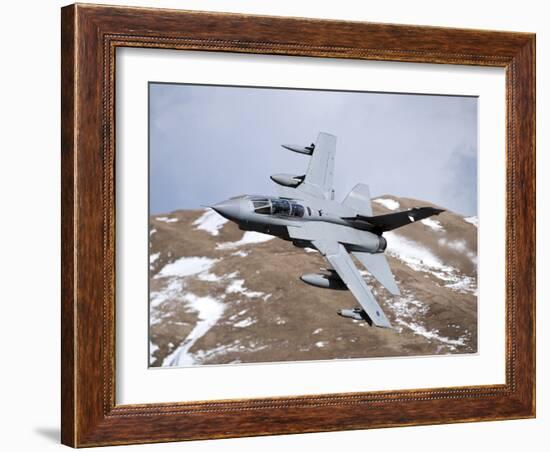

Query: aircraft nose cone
(211, 199), (242, 221)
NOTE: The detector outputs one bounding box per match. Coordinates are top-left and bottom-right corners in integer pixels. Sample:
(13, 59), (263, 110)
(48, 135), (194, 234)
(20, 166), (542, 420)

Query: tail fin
(343, 183), (373, 216)
(352, 252), (401, 295)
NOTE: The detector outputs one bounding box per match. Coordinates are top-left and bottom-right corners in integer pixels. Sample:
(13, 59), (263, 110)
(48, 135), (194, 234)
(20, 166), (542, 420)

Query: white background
(0, 1), (546, 451)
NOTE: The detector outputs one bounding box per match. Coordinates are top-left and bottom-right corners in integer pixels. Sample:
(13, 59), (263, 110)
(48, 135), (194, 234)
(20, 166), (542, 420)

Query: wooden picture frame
(61, 3), (535, 447)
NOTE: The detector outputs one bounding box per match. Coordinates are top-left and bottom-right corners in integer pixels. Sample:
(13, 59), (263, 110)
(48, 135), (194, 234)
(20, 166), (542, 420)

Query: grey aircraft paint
(212, 133), (443, 328)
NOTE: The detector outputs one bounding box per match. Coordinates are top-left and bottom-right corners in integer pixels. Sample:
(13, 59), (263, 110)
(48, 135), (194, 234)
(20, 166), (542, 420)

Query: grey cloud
(149, 83), (478, 216)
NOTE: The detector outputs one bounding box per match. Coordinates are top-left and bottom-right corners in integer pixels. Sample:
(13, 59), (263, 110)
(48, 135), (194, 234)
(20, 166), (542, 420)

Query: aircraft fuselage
(207, 132), (443, 328)
(212, 194), (385, 254)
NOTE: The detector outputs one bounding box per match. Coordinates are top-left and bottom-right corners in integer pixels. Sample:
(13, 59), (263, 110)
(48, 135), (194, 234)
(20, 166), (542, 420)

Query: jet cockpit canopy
(251, 197), (304, 217)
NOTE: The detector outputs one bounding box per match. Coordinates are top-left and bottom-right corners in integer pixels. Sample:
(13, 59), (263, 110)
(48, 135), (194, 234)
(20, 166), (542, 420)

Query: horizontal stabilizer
(352, 252), (400, 295)
(343, 206), (444, 234)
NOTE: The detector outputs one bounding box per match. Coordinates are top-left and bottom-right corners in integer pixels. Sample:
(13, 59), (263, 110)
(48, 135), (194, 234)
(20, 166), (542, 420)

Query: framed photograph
(61, 4), (535, 447)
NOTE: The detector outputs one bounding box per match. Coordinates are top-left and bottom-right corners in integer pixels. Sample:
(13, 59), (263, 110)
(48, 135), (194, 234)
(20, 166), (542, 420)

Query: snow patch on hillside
(385, 232), (476, 292)
(156, 216), (178, 223)
(193, 209), (228, 236)
(440, 238), (467, 253)
(388, 295), (468, 351)
(194, 342), (243, 362)
(374, 198), (400, 210)
(149, 252), (160, 264)
(216, 231), (275, 249)
(445, 276), (477, 294)
(150, 279), (183, 310)
(231, 250), (249, 257)
(421, 218), (444, 231)
(385, 232), (455, 275)
(438, 238), (477, 264)
(226, 279), (264, 298)
(163, 293), (226, 366)
(464, 216), (478, 227)
(389, 296), (429, 319)
(234, 317), (255, 328)
(155, 256), (219, 278)
(398, 320), (467, 350)
(197, 272), (223, 282)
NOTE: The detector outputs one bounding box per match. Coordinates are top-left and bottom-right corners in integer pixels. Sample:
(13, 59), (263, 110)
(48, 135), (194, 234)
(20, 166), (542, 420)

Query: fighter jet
(211, 132), (443, 328)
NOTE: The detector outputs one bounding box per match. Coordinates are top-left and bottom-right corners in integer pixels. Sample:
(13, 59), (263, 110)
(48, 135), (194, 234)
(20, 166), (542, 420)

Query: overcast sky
(149, 83), (477, 216)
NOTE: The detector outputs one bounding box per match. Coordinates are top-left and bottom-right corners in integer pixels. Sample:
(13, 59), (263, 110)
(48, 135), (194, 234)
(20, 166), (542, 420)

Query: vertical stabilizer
(343, 183), (373, 217)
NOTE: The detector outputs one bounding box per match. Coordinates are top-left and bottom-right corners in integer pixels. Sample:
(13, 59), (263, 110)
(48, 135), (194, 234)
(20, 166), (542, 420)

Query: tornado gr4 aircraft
(211, 132), (443, 328)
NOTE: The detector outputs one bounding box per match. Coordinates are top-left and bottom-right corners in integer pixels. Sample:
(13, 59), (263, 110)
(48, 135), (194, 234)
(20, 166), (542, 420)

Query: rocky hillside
(149, 195), (478, 367)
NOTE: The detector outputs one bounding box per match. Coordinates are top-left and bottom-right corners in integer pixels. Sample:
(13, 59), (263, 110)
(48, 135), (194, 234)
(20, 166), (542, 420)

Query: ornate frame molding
(61, 4), (535, 447)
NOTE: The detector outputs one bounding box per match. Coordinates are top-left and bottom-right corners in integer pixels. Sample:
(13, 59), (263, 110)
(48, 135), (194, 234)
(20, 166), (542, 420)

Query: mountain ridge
(149, 195), (477, 367)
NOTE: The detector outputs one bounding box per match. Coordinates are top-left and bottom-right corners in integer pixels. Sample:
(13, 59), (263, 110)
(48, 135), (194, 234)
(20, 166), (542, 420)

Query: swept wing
(312, 241), (392, 328)
(277, 132), (336, 200)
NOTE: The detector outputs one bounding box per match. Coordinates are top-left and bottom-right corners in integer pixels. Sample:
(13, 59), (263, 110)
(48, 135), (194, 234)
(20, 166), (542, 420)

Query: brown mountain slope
(149, 195), (477, 367)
